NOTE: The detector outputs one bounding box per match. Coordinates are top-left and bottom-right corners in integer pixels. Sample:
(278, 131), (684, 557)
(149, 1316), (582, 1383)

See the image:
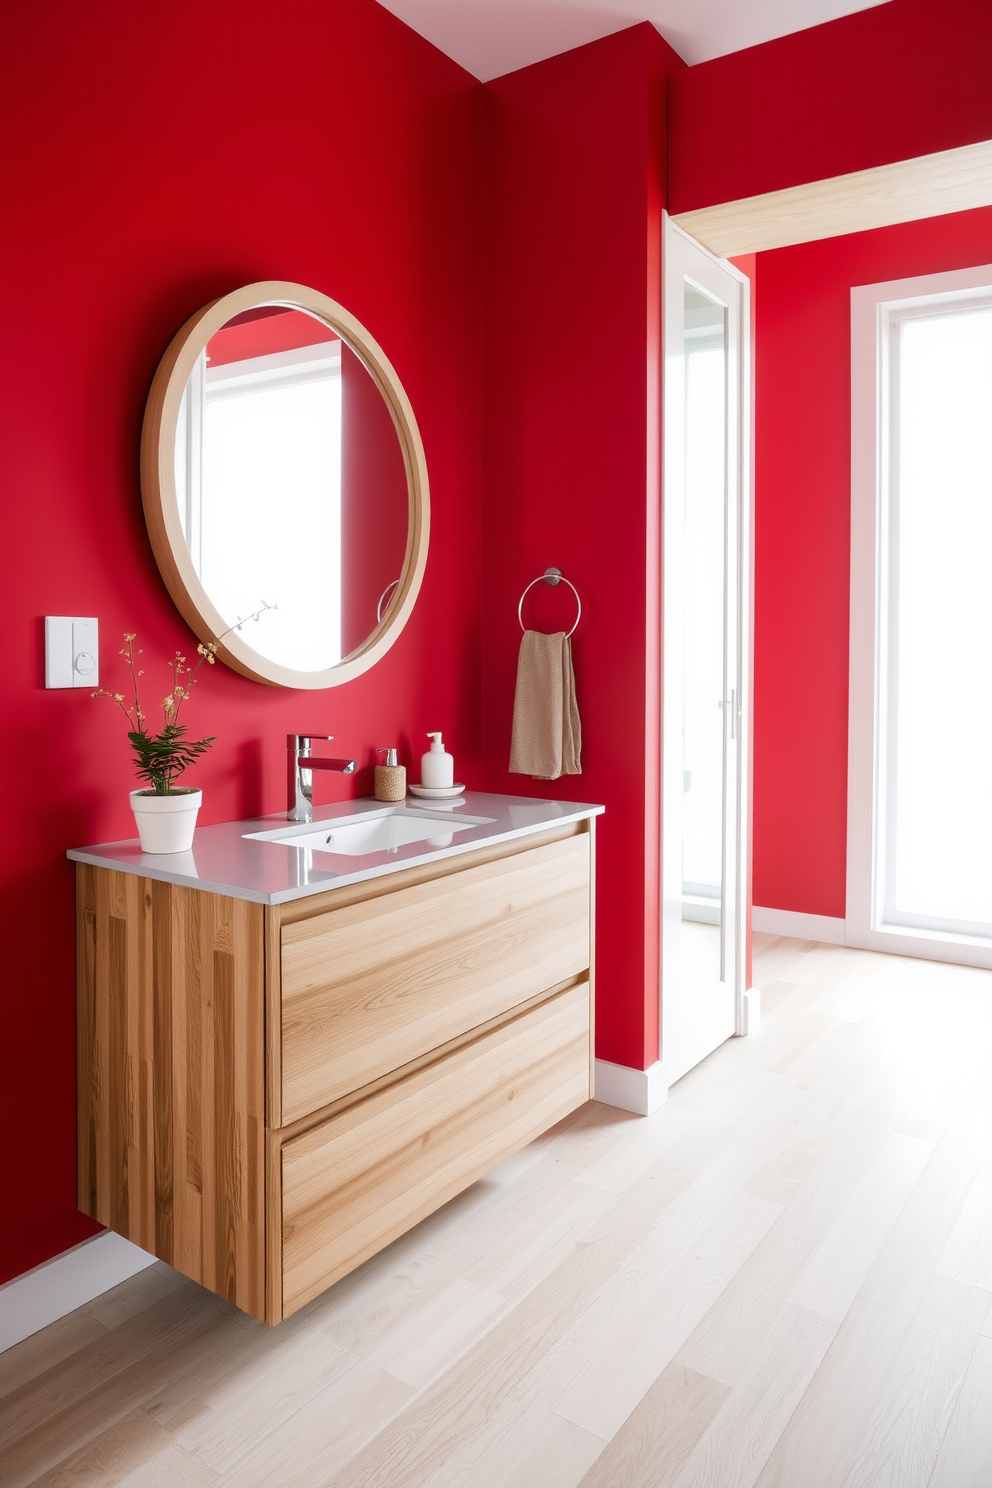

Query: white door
(661, 216), (750, 1085)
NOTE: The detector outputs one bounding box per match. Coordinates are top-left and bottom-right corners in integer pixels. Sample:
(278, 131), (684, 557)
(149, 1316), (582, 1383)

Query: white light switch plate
(46, 616), (99, 689)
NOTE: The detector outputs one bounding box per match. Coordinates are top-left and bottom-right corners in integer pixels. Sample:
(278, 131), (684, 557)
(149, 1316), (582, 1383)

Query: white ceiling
(376, 0), (889, 80)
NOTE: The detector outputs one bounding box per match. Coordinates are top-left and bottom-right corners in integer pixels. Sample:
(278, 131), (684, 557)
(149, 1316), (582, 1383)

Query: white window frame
(204, 340), (342, 396)
(847, 263), (992, 970)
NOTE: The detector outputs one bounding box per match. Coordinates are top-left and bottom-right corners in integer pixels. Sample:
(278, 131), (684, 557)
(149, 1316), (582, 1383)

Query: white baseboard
(0, 1231), (156, 1353)
(740, 986), (761, 1035)
(594, 1058), (669, 1116)
(752, 906), (846, 945)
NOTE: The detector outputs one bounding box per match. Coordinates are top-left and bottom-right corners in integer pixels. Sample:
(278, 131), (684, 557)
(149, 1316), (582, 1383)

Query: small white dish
(408, 783), (466, 800)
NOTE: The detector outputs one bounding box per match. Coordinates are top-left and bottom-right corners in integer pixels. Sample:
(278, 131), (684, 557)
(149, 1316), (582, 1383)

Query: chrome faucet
(287, 734), (356, 821)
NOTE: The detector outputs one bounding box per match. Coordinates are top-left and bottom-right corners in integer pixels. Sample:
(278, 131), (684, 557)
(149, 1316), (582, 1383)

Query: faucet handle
(288, 733), (333, 751)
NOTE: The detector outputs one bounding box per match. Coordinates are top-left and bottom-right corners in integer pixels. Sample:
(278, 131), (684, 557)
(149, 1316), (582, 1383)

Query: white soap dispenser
(421, 732), (454, 789)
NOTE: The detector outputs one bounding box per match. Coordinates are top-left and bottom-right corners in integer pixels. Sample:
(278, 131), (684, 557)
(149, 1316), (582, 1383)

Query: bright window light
(201, 360), (342, 671)
(682, 315), (726, 906)
(882, 301), (992, 936)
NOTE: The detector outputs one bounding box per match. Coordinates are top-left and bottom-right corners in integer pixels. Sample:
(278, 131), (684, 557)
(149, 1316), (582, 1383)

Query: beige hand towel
(509, 630), (582, 780)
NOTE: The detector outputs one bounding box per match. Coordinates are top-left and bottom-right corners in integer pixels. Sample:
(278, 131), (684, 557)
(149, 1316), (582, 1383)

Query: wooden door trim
(671, 139), (992, 258)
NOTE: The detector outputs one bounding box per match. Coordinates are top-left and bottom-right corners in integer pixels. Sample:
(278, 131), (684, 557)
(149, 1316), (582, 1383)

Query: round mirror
(140, 282), (429, 688)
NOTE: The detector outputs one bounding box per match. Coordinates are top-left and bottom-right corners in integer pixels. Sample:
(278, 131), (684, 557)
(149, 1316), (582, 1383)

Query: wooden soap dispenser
(374, 747), (406, 801)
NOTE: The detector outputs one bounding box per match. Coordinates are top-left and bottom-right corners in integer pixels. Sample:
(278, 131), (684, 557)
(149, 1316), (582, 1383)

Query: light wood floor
(3, 935), (990, 1487)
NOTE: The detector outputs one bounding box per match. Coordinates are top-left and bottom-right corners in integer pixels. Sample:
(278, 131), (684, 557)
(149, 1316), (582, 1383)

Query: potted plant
(92, 633), (216, 852)
(93, 605), (271, 853)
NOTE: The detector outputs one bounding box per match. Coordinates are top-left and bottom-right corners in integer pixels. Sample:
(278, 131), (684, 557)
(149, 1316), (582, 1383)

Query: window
(848, 266), (992, 967)
(682, 287), (727, 925)
(177, 341), (344, 671)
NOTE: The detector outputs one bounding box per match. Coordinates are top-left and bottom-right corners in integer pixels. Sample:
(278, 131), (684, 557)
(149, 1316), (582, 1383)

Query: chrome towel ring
(518, 567), (581, 638)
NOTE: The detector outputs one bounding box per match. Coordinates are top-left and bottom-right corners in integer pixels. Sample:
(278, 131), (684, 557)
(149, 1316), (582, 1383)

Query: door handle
(720, 690), (738, 740)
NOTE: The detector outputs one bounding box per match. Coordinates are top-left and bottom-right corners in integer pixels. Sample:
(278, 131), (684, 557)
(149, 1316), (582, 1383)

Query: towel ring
(518, 567), (581, 638)
(376, 579), (400, 624)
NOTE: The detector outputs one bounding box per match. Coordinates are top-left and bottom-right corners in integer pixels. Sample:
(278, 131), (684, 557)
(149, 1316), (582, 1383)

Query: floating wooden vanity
(74, 799), (598, 1324)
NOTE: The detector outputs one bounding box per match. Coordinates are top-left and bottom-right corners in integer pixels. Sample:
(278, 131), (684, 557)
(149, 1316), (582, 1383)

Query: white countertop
(67, 792), (604, 905)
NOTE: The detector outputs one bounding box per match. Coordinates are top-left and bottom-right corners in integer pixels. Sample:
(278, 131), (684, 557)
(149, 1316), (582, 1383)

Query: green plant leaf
(127, 725), (216, 795)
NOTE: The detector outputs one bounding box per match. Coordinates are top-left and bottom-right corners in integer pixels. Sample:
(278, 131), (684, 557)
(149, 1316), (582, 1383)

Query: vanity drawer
(279, 981), (591, 1316)
(279, 833), (590, 1124)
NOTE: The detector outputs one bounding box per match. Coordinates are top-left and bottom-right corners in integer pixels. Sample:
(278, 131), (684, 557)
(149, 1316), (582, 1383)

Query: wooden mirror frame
(140, 281), (430, 689)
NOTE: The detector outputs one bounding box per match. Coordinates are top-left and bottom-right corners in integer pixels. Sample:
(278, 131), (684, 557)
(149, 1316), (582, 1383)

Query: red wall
(0, 0), (483, 1286)
(481, 25), (684, 1072)
(752, 207), (992, 918)
(669, 0), (992, 212)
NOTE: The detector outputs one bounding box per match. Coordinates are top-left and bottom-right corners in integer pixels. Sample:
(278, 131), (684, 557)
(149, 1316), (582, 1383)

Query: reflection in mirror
(174, 305), (408, 673)
(681, 283), (727, 991)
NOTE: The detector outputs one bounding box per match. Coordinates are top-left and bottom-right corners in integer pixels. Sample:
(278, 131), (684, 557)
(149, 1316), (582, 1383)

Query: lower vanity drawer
(278, 981), (591, 1318)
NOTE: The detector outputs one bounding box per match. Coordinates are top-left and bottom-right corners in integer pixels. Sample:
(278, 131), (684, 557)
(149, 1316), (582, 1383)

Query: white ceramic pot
(130, 788), (202, 853)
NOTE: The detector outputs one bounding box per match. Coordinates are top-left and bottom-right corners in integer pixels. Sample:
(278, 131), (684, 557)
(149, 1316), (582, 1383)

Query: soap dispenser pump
(374, 748), (406, 802)
(421, 732), (454, 789)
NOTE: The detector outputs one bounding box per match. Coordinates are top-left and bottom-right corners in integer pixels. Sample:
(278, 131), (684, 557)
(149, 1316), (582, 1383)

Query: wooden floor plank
(139, 1314), (272, 1433)
(927, 1334), (992, 1488)
(859, 1104), (989, 1316)
(0, 1310), (110, 1402)
(211, 1360), (412, 1488)
(754, 1298), (914, 1488)
(362, 1277), (508, 1389)
(786, 1132), (936, 1321)
(85, 1265), (190, 1332)
(174, 1327), (357, 1469)
(676, 1081), (901, 1385)
(2, 1300), (231, 1488)
(668, 1303), (837, 1488)
(935, 1159), (992, 1292)
(551, 1188), (783, 1440)
(463, 1171), (616, 1301)
(114, 1442), (218, 1487)
(841, 1275), (989, 1488)
(15, 1408), (179, 1488)
(0, 1286), (231, 1475)
(573, 1100), (700, 1194)
(420, 1406), (605, 1488)
(574, 1364), (729, 1488)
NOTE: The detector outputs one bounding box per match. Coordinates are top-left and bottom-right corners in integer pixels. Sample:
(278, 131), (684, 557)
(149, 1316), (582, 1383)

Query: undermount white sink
(244, 807), (496, 857)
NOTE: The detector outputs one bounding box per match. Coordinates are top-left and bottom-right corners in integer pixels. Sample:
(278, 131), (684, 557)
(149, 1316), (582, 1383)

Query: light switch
(46, 616), (99, 689)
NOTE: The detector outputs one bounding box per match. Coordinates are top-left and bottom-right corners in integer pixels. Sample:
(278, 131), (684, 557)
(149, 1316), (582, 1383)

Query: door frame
(660, 213), (753, 1086)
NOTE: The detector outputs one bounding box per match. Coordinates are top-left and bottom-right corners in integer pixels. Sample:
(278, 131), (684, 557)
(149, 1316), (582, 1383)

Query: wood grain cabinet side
(76, 819), (595, 1324)
(76, 865), (266, 1317)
